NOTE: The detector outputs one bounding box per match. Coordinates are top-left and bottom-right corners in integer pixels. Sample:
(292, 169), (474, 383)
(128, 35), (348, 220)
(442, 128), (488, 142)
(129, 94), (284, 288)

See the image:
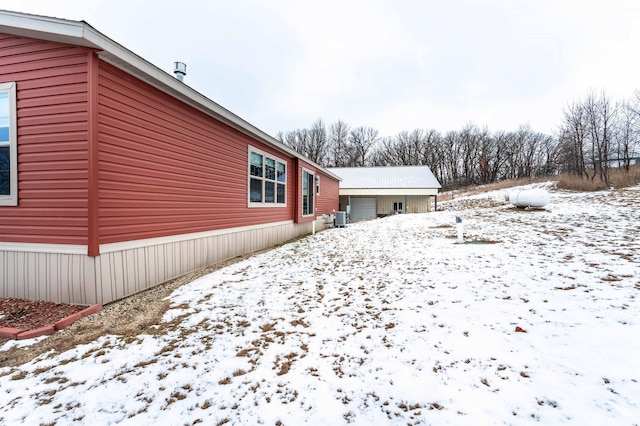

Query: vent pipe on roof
(173, 62), (187, 82)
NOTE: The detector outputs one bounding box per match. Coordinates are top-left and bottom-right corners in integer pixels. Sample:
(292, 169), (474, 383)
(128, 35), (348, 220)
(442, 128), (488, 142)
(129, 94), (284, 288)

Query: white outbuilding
(329, 166), (442, 222)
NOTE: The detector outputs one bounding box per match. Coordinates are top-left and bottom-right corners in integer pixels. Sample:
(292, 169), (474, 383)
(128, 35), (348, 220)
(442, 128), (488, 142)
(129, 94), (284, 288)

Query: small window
(0, 82), (17, 206)
(276, 162), (286, 203)
(248, 147), (286, 207)
(393, 202), (403, 212)
(302, 169), (314, 216)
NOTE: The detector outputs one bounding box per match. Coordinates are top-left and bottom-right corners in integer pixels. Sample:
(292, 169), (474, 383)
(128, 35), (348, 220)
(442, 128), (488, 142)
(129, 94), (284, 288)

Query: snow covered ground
(1, 183), (639, 425)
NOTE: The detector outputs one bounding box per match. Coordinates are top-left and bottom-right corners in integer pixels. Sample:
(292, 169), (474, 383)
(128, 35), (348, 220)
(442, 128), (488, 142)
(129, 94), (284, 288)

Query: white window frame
(302, 168), (315, 217)
(393, 201), (403, 212)
(247, 146), (287, 208)
(0, 82), (17, 206)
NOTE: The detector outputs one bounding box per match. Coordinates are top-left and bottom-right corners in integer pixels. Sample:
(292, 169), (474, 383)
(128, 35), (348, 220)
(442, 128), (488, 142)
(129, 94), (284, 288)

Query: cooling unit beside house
(334, 211), (347, 228)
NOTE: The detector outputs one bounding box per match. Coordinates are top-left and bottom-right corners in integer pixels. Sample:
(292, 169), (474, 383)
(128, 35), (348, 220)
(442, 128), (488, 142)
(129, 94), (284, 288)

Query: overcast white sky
(3, 0), (640, 138)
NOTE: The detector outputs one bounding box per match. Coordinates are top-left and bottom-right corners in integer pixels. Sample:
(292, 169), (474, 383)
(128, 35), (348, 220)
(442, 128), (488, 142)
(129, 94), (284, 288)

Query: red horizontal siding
(18, 92), (86, 109)
(97, 62), (296, 244)
(17, 84), (88, 104)
(18, 177), (87, 190)
(0, 31), (341, 248)
(0, 48), (88, 76)
(18, 120), (87, 136)
(20, 149), (86, 163)
(0, 206), (86, 217)
(17, 131), (87, 145)
(13, 166), (86, 179)
(0, 233), (85, 244)
(316, 170), (340, 216)
(19, 158), (87, 172)
(17, 198), (87, 209)
(0, 33), (89, 245)
(293, 164), (340, 223)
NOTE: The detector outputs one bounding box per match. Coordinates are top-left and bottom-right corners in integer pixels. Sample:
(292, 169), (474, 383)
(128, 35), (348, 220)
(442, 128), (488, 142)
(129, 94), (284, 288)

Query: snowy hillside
(1, 183), (639, 425)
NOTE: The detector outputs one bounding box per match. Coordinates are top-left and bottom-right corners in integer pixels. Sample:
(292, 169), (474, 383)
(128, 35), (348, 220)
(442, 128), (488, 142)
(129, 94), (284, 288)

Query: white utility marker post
(455, 216), (463, 243)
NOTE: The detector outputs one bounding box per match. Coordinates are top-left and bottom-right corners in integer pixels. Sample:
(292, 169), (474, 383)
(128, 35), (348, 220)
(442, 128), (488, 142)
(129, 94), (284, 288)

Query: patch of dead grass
(557, 165), (640, 191)
(439, 165), (640, 202)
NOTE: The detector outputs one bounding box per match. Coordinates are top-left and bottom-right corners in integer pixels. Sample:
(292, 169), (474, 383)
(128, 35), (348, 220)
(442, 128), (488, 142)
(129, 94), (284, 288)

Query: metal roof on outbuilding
(329, 166), (442, 190)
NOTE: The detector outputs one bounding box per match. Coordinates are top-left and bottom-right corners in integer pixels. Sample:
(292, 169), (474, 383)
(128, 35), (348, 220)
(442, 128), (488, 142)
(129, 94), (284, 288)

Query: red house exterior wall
(0, 34), (90, 245)
(293, 161), (340, 223)
(0, 14), (341, 304)
(316, 169), (340, 215)
(96, 61), (299, 245)
(0, 32), (339, 250)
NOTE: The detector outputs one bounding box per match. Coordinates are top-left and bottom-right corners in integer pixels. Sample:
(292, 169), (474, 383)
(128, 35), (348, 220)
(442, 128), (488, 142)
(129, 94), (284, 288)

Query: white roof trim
(340, 188), (439, 196)
(329, 166), (442, 190)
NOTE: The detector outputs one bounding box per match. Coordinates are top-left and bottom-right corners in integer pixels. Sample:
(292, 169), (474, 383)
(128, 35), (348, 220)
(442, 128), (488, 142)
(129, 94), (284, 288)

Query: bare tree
(441, 130), (462, 188)
(348, 126), (379, 166)
(537, 133), (560, 176)
(281, 130), (305, 154)
(281, 120), (329, 165)
(521, 125), (548, 178)
(584, 91), (617, 184)
(307, 119), (329, 166)
(282, 129), (306, 155)
(372, 130), (420, 166)
(458, 123), (486, 185)
(629, 90), (640, 117)
(617, 99), (639, 171)
(558, 100), (589, 177)
(281, 114), (567, 189)
(370, 136), (399, 166)
(328, 120), (351, 167)
(491, 130), (512, 181)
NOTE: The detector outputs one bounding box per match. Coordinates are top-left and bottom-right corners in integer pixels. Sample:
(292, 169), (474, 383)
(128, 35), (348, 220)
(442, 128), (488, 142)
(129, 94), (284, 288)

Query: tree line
(278, 90), (640, 190)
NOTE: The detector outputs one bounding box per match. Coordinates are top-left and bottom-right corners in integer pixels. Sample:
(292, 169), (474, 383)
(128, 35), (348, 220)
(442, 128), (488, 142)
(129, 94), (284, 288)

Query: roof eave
(340, 188), (440, 196)
(0, 9), (340, 180)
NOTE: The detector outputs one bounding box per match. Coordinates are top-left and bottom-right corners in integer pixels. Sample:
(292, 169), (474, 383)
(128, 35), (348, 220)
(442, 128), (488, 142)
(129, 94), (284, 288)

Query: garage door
(350, 197), (377, 222)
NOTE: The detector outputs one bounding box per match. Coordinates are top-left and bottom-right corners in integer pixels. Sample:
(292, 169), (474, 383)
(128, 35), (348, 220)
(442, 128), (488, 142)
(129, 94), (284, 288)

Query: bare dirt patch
(0, 299), (87, 330)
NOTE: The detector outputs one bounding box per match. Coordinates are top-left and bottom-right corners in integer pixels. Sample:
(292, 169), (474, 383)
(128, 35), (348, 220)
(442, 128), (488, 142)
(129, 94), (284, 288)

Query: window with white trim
(393, 201), (403, 212)
(0, 82), (17, 206)
(302, 169), (314, 216)
(248, 147), (286, 206)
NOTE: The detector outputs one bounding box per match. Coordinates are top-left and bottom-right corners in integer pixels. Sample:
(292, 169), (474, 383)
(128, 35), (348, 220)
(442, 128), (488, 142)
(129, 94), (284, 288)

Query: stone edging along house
(0, 10), (340, 305)
(328, 166), (441, 222)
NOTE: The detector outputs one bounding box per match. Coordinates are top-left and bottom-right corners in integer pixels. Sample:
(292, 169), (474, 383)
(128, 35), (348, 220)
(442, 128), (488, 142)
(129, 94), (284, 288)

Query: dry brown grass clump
(557, 164), (640, 191)
(556, 175), (609, 191)
(608, 164), (640, 187)
(440, 164), (640, 198)
(439, 177), (550, 201)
